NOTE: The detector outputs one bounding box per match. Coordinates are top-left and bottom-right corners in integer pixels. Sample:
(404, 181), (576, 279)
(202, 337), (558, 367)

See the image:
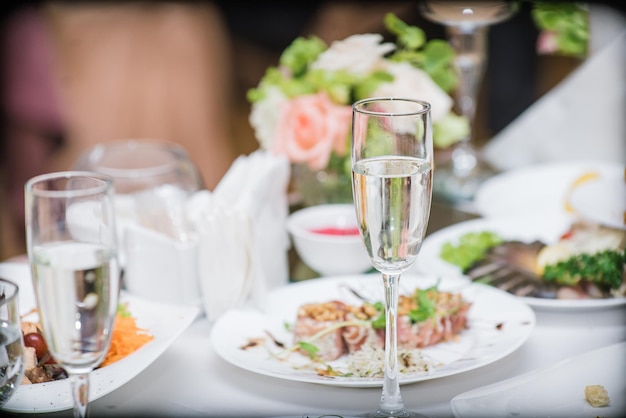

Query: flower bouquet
(532, 2), (589, 57)
(247, 13), (469, 205)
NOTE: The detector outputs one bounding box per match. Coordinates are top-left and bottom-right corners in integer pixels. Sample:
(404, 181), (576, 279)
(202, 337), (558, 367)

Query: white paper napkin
(483, 6), (626, 171)
(186, 150), (291, 322)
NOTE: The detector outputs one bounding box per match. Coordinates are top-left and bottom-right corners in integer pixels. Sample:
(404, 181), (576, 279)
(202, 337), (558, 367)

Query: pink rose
(537, 31), (558, 55)
(272, 93), (352, 171)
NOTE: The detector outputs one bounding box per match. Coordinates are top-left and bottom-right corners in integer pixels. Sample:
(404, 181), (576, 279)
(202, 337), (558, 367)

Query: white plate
(569, 169), (625, 230)
(211, 274), (535, 388)
(473, 161), (624, 219)
(451, 341), (626, 418)
(414, 216), (626, 311)
(0, 262), (200, 413)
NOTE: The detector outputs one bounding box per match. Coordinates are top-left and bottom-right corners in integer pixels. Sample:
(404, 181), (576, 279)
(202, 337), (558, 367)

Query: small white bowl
(286, 204), (372, 276)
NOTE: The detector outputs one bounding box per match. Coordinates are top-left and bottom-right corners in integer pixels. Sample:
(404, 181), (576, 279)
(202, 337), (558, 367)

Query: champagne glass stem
(447, 25), (487, 124)
(446, 25), (488, 178)
(70, 372), (89, 418)
(377, 272), (407, 417)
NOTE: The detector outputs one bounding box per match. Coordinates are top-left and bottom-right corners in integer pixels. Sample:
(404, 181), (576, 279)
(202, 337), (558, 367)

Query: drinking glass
(351, 98), (433, 418)
(0, 278), (24, 407)
(72, 140), (203, 250)
(73, 140), (203, 305)
(419, 1), (516, 207)
(25, 171), (120, 418)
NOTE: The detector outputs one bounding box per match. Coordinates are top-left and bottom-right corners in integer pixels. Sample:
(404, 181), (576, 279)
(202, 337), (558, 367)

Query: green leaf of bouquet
(246, 67), (289, 103)
(433, 112), (470, 149)
(531, 2), (588, 57)
(353, 71), (393, 101)
(384, 13), (426, 51)
(388, 50), (426, 67)
(431, 68), (458, 94)
(307, 69), (357, 104)
(281, 78), (318, 98)
(422, 40), (457, 92)
(280, 36), (327, 77)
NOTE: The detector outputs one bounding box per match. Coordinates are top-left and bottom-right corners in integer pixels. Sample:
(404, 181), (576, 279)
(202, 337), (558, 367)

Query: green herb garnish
(408, 288), (437, 323)
(440, 231), (504, 272)
(543, 249), (625, 289)
(297, 341), (320, 359)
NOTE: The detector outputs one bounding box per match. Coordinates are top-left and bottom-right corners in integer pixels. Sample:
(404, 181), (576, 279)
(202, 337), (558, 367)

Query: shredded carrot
(99, 304), (154, 368)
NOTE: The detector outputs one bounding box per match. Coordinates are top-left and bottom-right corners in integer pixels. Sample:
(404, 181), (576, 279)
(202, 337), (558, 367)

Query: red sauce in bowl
(310, 227), (360, 236)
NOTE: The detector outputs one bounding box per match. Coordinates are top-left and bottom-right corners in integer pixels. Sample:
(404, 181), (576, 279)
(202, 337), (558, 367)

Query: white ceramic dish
(286, 204), (372, 276)
(451, 341), (626, 418)
(0, 262), (200, 413)
(211, 274), (535, 388)
(568, 169), (625, 230)
(414, 216), (626, 311)
(473, 161), (624, 219)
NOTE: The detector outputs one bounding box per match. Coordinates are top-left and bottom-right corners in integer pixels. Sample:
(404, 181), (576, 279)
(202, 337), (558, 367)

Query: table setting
(1, 3), (625, 418)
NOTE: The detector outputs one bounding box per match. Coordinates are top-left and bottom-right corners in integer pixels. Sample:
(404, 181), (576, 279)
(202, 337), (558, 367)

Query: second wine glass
(420, 1), (517, 207)
(351, 97), (433, 418)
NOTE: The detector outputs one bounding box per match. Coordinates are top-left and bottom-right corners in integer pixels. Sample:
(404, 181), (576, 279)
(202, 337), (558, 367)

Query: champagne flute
(419, 1), (516, 207)
(25, 171), (120, 418)
(0, 278), (24, 407)
(351, 98), (433, 418)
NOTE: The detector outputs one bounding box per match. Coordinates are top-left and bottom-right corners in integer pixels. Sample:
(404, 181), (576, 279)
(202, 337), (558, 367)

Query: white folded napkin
(121, 184), (201, 306)
(186, 150), (291, 322)
(483, 6), (626, 171)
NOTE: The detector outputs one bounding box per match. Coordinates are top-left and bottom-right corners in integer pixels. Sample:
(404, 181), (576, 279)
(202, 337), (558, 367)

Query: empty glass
(73, 140), (204, 305)
(0, 278), (24, 407)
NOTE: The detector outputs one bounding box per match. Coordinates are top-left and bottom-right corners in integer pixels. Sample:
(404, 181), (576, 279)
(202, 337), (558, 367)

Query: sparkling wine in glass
(25, 171), (120, 418)
(419, 1), (517, 207)
(0, 278), (25, 407)
(351, 98), (433, 418)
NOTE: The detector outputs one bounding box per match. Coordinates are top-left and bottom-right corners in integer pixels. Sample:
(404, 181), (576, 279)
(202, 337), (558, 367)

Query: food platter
(211, 274), (535, 388)
(451, 341), (626, 418)
(0, 262), (200, 413)
(414, 216), (626, 311)
(568, 169), (625, 230)
(473, 161), (624, 219)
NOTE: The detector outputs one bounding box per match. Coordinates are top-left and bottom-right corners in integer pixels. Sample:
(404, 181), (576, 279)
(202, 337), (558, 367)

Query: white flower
(249, 87), (287, 150)
(374, 61), (453, 123)
(311, 34), (395, 76)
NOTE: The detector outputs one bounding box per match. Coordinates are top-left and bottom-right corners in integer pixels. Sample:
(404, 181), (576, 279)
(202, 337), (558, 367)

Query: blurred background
(1, 0), (624, 261)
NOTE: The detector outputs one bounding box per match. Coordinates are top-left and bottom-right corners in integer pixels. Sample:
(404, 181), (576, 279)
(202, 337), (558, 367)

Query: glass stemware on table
(351, 98), (433, 418)
(72, 140), (203, 252)
(72, 140), (204, 305)
(0, 278), (24, 407)
(419, 1), (517, 208)
(24, 171), (121, 418)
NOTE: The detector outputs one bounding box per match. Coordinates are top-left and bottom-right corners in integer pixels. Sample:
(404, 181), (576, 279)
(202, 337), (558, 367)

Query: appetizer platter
(415, 215), (626, 311)
(0, 262), (200, 413)
(211, 274), (535, 388)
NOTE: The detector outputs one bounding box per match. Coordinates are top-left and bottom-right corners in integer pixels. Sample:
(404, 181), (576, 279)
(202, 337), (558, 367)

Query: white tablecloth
(52, 299), (626, 417)
(3, 259), (625, 418)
